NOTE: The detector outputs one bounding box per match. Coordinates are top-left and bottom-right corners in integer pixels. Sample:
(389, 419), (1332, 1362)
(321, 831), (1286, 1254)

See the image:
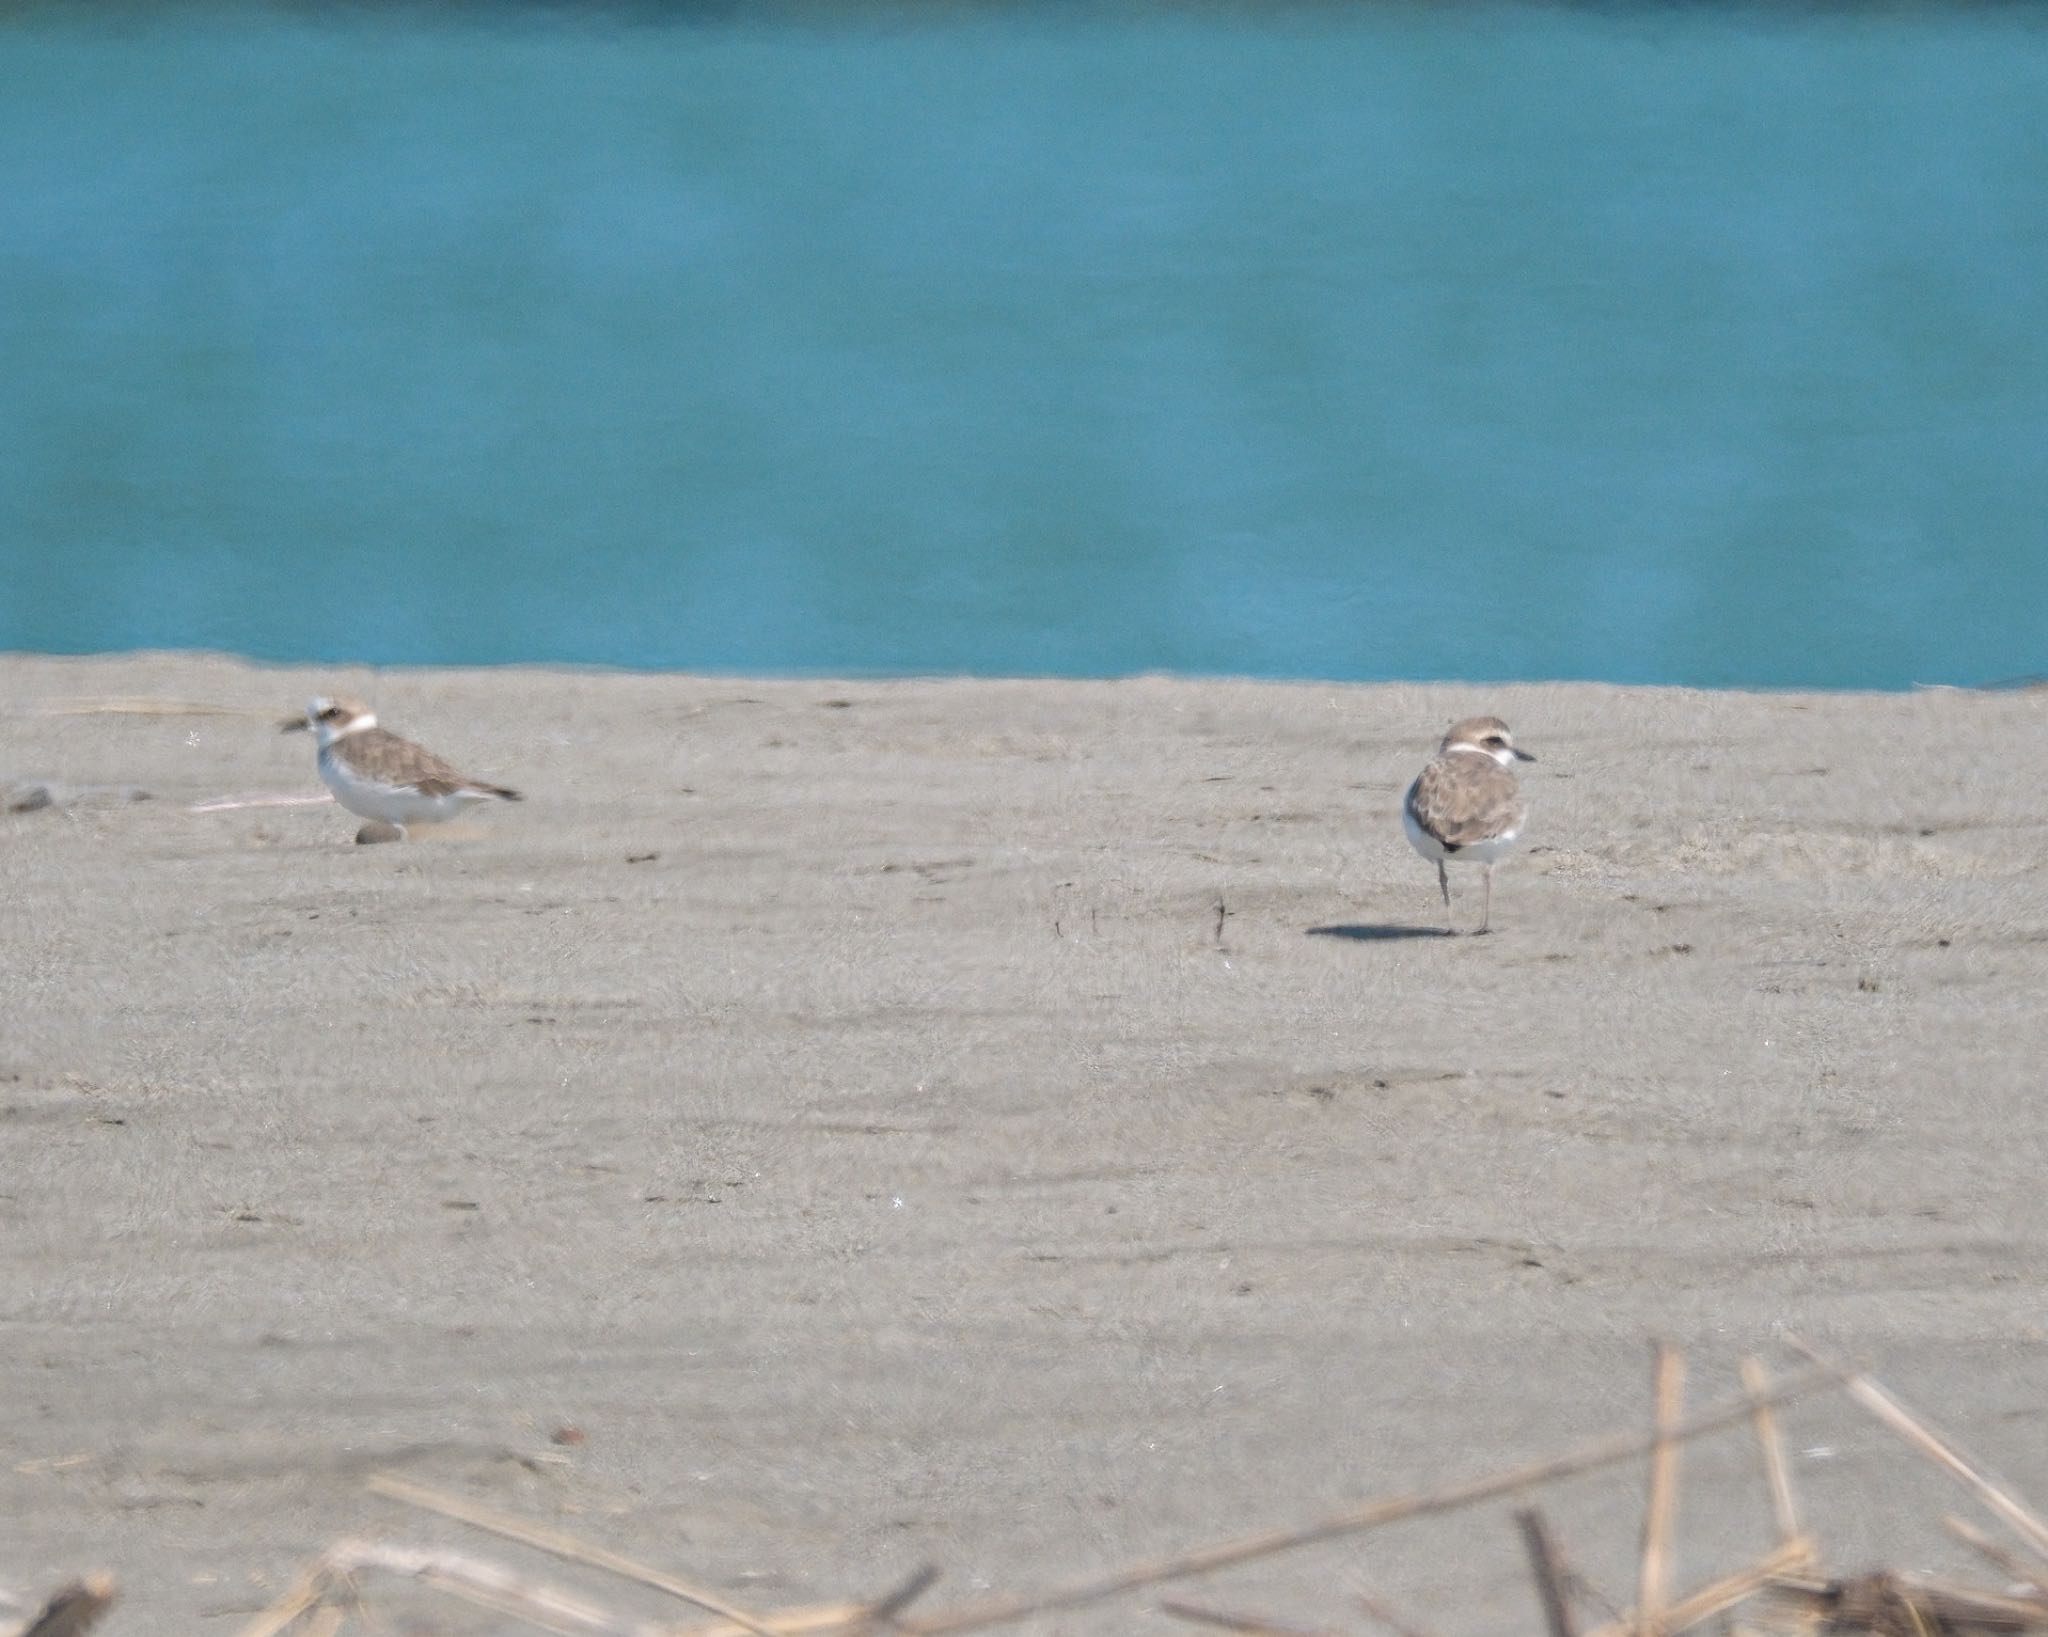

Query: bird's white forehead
(305, 696), (376, 734)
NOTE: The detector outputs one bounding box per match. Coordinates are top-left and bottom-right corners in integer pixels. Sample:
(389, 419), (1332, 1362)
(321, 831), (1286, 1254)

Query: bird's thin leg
(1480, 864), (1494, 935)
(1437, 860), (1452, 932)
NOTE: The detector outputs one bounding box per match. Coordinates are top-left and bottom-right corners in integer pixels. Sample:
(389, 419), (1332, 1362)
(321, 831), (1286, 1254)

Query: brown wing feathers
(1406, 755), (1522, 850)
(357, 727), (522, 801)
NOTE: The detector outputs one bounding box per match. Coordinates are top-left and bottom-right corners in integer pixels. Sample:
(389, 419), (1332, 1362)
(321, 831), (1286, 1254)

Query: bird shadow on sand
(1307, 923), (1458, 943)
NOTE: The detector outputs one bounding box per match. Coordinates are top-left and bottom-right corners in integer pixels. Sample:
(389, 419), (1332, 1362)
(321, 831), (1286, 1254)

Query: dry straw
(27, 1344), (2048, 1637)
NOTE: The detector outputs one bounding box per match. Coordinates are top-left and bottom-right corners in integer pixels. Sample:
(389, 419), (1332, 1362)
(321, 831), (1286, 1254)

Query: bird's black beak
(280, 715), (309, 734)
(1513, 747), (1536, 762)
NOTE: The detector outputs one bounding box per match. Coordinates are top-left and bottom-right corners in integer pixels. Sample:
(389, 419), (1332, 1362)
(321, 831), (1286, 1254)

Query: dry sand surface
(4, 653), (2048, 1633)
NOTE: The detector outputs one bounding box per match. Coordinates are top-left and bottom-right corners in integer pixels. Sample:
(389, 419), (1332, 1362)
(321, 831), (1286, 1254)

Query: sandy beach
(5, 653), (2048, 1633)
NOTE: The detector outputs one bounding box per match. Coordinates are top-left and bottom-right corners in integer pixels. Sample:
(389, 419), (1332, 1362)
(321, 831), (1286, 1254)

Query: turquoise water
(3, 6), (2046, 689)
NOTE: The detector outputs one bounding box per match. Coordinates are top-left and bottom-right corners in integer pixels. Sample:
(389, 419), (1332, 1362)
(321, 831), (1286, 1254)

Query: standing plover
(1402, 716), (1534, 934)
(282, 696), (521, 838)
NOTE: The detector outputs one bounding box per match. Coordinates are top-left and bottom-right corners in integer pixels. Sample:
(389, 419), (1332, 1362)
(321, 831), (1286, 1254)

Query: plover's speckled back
(1402, 715), (1534, 934)
(282, 696), (521, 840)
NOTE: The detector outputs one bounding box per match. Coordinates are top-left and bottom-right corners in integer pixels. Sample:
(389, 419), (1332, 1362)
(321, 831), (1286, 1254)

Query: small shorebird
(1402, 716), (1535, 934)
(282, 696), (521, 838)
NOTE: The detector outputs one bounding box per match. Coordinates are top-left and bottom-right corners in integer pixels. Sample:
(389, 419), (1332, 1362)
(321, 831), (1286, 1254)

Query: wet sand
(4, 653), (2048, 1632)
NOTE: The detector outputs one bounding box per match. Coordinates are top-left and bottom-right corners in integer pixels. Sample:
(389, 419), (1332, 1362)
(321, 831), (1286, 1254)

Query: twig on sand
(367, 1473), (784, 1637)
(672, 1606), (871, 1637)
(35, 698), (264, 718)
(899, 1367), (1834, 1636)
(187, 1351), (2048, 1637)
(1784, 1336), (2048, 1564)
(1564, 1571), (1625, 1626)
(1516, 1508), (1579, 1637)
(1739, 1357), (1802, 1550)
(236, 1564), (330, 1637)
(1351, 1590), (1441, 1637)
(1769, 1568), (2048, 1631)
(856, 1566), (942, 1631)
(1948, 1516), (2047, 1594)
(189, 792), (334, 814)
(1585, 1537), (1815, 1637)
(324, 1539), (678, 1637)
(1160, 1599), (1350, 1637)
(12, 1577), (116, 1637)
(1636, 1342), (1686, 1633)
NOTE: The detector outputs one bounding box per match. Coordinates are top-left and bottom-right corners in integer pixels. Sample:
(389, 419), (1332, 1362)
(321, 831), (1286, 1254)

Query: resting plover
(1402, 716), (1534, 934)
(282, 696), (521, 838)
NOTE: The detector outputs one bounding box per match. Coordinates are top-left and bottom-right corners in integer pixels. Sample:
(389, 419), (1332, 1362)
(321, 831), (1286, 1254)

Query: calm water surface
(3, 5), (2046, 687)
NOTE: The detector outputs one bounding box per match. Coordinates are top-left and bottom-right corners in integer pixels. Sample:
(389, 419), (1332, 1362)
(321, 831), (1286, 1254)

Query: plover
(1402, 716), (1534, 934)
(282, 696), (521, 838)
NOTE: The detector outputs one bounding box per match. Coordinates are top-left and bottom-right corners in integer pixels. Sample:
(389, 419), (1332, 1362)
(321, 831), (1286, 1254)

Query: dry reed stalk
(1769, 1569), (2048, 1632)
(1586, 1537), (1815, 1637)
(1905, 1575), (2048, 1624)
(899, 1367), (1835, 1637)
(325, 1540), (675, 1637)
(236, 1564), (332, 1637)
(1895, 1574), (2048, 1624)
(1784, 1338), (2048, 1565)
(670, 1604), (871, 1637)
(1566, 1572), (1627, 1626)
(1947, 1516), (2047, 1594)
(406, 1577), (600, 1637)
(1741, 1357), (1802, 1549)
(36, 699), (261, 718)
(1517, 1507), (1580, 1637)
(367, 1473), (782, 1637)
(189, 792), (334, 813)
(12, 1578), (117, 1637)
(1636, 1343), (1687, 1634)
(1352, 1591), (1441, 1637)
(300, 1610), (345, 1637)
(857, 1566), (942, 1630)
(1159, 1600), (1349, 1637)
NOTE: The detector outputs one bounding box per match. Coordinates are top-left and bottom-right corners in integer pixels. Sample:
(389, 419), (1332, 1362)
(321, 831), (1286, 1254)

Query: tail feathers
(484, 784), (522, 802)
